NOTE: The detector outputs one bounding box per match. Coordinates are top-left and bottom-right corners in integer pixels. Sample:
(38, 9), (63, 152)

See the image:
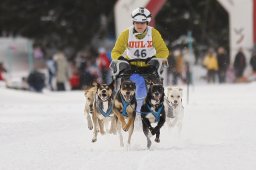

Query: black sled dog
(141, 83), (166, 149)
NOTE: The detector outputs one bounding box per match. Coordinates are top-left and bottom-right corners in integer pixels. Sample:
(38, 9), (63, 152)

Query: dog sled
(110, 58), (168, 148)
(109, 58), (168, 116)
(110, 58), (168, 89)
(110, 58), (168, 113)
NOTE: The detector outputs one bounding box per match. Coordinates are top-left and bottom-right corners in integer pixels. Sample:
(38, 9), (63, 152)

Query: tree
(156, 0), (229, 51)
(0, 0), (117, 56)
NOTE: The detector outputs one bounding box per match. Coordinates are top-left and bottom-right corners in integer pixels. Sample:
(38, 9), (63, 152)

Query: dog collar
(120, 94), (130, 117)
(146, 104), (163, 122)
(96, 97), (113, 117)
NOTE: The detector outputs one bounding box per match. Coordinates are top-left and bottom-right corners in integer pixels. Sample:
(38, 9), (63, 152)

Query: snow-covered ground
(1, 83), (256, 170)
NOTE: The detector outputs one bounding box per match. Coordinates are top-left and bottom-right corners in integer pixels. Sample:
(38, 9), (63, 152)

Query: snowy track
(1, 83), (256, 170)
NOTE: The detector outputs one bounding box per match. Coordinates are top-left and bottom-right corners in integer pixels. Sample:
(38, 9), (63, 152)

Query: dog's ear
(96, 82), (101, 89)
(179, 88), (183, 95)
(167, 87), (172, 91)
(109, 80), (115, 90)
(132, 82), (136, 88)
(92, 81), (97, 87)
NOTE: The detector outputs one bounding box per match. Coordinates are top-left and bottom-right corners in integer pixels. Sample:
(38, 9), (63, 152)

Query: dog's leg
(123, 117), (134, 132)
(166, 117), (172, 128)
(155, 130), (160, 143)
(113, 108), (127, 131)
(179, 109), (184, 133)
(87, 114), (93, 130)
(84, 104), (93, 130)
(89, 104), (93, 114)
(91, 114), (98, 142)
(125, 123), (134, 151)
(177, 121), (182, 135)
(109, 116), (117, 134)
(98, 119), (105, 135)
(127, 122), (134, 145)
(122, 107), (135, 131)
(142, 120), (151, 149)
(103, 119), (109, 133)
(154, 113), (165, 143)
(117, 121), (124, 147)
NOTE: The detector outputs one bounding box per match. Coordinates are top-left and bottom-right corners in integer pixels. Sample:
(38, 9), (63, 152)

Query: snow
(1, 83), (256, 170)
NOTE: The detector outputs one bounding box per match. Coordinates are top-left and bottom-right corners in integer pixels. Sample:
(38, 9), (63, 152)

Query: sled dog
(141, 83), (166, 149)
(113, 80), (136, 147)
(91, 81), (116, 142)
(165, 86), (184, 133)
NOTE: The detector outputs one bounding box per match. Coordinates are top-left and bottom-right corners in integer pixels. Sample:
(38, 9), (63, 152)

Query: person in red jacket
(0, 62), (7, 81)
(69, 69), (81, 90)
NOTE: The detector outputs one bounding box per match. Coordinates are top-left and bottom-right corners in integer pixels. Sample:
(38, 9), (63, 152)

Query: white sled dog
(165, 87), (184, 133)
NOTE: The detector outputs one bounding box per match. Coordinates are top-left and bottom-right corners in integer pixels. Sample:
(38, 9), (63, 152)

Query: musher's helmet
(131, 7), (151, 23)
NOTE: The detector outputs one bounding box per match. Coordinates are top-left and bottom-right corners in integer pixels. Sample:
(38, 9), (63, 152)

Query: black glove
(145, 56), (156, 64)
(118, 56), (129, 62)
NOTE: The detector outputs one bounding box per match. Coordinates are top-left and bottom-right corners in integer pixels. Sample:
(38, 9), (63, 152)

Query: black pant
(56, 82), (65, 91)
(218, 69), (227, 83)
(207, 70), (216, 83)
(122, 65), (161, 84)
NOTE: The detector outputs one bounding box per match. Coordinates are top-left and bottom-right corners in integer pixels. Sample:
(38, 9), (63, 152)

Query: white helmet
(131, 7), (151, 23)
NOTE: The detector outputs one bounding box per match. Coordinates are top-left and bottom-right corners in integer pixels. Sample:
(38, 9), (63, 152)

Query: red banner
(146, 0), (166, 27)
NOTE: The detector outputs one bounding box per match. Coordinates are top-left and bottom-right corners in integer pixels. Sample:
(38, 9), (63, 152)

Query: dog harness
(120, 95), (130, 117)
(96, 97), (113, 117)
(146, 104), (163, 122)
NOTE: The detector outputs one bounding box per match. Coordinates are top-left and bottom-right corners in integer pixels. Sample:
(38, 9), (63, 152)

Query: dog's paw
(155, 138), (160, 143)
(122, 124), (129, 132)
(92, 138), (97, 143)
(123, 126), (129, 132)
(147, 140), (152, 149)
(88, 126), (93, 130)
(100, 130), (105, 135)
(149, 127), (159, 135)
(87, 118), (93, 130)
(150, 128), (156, 135)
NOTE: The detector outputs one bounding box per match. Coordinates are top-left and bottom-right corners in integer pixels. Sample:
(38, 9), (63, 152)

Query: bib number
(134, 49), (147, 58)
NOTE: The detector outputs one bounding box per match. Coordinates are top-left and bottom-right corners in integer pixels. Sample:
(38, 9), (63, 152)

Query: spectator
(173, 49), (186, 85)
(46, 56), (56, 90)
(203, 48), (218, 83)
(233, 47), (247, 80)
(78, 56), (97, 88)
(0, 62), (7, 81)
(97, 47), (111, 83)
(250, 50), (256, 73)
(167, 53), (176, 85)
(54, 52), (69, 91)
(27, 69), (45, 92)
(217, 47), (230, 83)
(183, 47), (195, 84)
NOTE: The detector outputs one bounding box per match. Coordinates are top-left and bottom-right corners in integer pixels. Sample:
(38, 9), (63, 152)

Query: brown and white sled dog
(113, 80), (136, 147)
(141, 83), (166, 149)
(84, 83), (97, 131)
(165, 87), (184, 133)
(90, 81), (116, 142)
